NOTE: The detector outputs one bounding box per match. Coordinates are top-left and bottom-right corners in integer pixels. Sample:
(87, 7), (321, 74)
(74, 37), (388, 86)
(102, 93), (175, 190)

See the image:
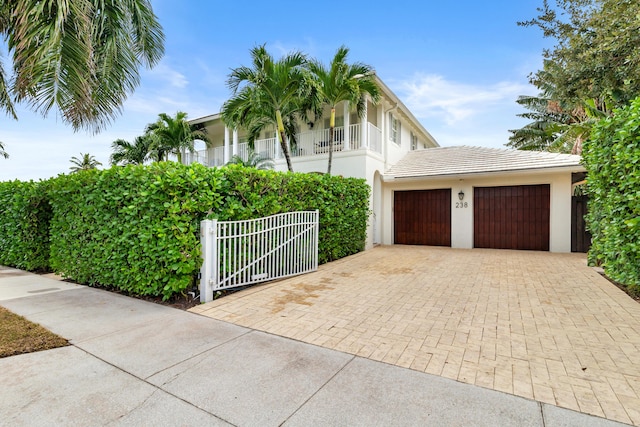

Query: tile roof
(385, 146), (584, 179)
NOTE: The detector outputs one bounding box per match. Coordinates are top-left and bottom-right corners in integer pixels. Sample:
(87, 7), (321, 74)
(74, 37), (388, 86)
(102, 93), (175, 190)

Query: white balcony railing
(368, 123), (382, 154)
(186, 122), (383, 167)
(255, 137), (277, 160)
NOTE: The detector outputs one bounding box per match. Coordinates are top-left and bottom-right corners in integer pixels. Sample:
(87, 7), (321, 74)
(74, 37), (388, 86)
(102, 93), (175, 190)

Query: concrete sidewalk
(0, 268), (628, 426)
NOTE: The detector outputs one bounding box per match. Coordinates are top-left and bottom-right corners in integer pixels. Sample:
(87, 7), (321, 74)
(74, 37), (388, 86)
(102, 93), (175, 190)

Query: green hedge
(583, 97), (640, 290)
(216, 166), (370, 264)
(0, 162), (369, 300)
(47, 163), (225, 299)
(0, 180), (52, 271)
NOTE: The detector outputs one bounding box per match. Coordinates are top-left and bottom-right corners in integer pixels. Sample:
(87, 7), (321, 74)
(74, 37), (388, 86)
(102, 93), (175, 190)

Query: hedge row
(216, 165), (370, 263)
(0, 163), (369, 299)
(583, 97), (640, 290)
(0, 180), (52, 271)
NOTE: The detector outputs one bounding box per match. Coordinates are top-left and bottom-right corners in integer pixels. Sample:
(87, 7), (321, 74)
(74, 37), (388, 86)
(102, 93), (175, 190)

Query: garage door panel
(394, 189), (451, 247)
(474, 185), (550, 251)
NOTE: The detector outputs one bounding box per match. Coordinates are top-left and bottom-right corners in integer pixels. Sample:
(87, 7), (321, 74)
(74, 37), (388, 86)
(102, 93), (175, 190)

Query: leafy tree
(221, 45), (316, 172)
(226, 149), (274, 170)
(0, 141), (8, 159)
(145, 112), (209, 163)
(522, 0), (640, 109)
(512, 0), (640, 151)
(0, 0), (165, 133)
(69, 153), (102, 172)
(309, 46), (380, 174)
(110, 135), (156, 166)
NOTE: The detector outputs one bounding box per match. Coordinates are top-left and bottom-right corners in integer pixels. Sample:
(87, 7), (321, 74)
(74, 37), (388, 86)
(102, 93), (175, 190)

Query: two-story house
(187, 76), (586, 253)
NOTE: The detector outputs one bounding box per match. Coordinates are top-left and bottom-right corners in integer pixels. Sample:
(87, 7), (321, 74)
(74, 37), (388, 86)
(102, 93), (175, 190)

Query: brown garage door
(394, 189), (451, 246)
(474, 185), (550, 251)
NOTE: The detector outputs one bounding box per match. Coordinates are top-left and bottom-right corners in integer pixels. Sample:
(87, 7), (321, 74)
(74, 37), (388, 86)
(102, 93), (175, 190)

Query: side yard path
(192, 246), (640, 426)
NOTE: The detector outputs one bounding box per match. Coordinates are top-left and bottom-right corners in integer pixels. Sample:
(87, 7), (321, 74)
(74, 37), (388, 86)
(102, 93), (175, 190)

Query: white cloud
(149, 62), (189, 88)
(394, 74), (530, 125)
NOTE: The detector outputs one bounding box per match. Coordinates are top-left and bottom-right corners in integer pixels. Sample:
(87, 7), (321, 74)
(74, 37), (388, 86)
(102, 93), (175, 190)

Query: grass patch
(0, 306), (68, 358)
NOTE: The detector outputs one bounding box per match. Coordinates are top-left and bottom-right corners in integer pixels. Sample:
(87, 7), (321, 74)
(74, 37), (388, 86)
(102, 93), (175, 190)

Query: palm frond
(4, 0), (165, 132)
(144, 111), (207, 162)
(69, 152), (101, 172)
(226, 149), (274, 170)
(0, 140), (9, 159)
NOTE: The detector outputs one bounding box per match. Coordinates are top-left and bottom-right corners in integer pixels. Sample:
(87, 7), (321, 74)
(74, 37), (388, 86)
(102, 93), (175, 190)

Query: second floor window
(389, 113), (401, 144)
(411, 132), (419, 150)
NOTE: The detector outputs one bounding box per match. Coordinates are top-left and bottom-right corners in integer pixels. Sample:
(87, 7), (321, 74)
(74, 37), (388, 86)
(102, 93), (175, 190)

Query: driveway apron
(193, 245), (640, 426)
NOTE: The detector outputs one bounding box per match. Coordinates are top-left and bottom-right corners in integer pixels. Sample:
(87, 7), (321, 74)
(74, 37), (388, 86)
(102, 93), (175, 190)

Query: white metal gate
(199, 211), (319, 302)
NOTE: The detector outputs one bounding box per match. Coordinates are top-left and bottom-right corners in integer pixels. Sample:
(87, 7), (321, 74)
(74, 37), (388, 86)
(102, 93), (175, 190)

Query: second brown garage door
(474, 184), (550, 251)
(394, 189), (451, 246)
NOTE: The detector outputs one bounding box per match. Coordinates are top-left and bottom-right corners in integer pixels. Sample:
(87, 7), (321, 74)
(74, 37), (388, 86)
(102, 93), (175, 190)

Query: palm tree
(110, 135), (156, 165)
(309, 46), (381, 174)
(145, 112), (209, 163)
(508, 95), (608, 154)
(0, 0), (164, 133)
(69, 153), (102, 172)
(226, 149), (274, 170)
(221, 45), (316, 172)
(507, 95), (573, 152)
(0, 141), (8, 159)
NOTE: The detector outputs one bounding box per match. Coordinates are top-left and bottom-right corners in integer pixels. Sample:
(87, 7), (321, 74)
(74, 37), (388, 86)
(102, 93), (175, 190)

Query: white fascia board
(381, 164), (586, 183)
(188, 113), (221, 125)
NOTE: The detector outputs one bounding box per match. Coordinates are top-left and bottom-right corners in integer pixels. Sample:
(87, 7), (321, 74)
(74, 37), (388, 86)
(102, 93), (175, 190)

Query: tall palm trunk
(276, 110), (294, 172)
(327, 107), (336, 174)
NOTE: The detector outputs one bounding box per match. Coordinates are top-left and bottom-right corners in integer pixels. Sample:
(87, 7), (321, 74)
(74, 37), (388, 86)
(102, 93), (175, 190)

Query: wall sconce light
(307, 121), (314, 129)
(458, 190), (465, 201)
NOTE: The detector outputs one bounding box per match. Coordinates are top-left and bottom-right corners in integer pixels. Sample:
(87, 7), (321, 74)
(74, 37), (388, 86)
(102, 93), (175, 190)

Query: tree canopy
(145, 111), (209, 163)
(0, 0), (165, 133)
(221, 45), (317, 172)
(110, 135), (156, 165)
(69, 153), (101, 172)
(309, 46), (380, 174)
(509, 0), (640, 152)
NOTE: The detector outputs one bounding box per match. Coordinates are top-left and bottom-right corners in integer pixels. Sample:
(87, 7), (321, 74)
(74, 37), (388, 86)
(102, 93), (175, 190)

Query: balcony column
(360, 96), (368, 149)
(223, 126), (230, 164)
(232, 128), (239, 157)
(343, 101), (350, 151)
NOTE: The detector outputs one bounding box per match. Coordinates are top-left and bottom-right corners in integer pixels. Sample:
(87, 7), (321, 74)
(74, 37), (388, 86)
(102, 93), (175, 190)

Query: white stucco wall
(380, 170), (575, 253)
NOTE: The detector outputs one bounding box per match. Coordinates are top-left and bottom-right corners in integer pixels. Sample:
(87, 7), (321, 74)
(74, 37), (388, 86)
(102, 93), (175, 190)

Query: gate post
(200, 219), (218, 303)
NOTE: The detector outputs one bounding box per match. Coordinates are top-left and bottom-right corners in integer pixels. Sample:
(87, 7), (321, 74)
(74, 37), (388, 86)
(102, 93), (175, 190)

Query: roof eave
(382, 164), (586, 183)
(188, 113), (221, 125)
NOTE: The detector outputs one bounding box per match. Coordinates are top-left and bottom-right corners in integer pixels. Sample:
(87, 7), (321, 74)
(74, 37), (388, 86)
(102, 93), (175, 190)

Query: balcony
(185, 123), (382, 167)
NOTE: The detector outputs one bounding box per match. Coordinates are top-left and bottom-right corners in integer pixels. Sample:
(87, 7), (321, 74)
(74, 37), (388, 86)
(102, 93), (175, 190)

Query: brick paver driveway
(191, 246), (640, 425)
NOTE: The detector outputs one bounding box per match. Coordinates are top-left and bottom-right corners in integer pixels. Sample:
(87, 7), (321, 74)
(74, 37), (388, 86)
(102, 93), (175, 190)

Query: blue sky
(0, 0), (551, 181)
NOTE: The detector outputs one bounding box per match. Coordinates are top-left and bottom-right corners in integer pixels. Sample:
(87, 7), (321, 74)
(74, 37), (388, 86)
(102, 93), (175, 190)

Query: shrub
(47, 163), (224, 299)
(0, 180), (52, 271)
(583, 97), (640, 290)
(38, 163), (368, 300)
(216, 165), (370, 263)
